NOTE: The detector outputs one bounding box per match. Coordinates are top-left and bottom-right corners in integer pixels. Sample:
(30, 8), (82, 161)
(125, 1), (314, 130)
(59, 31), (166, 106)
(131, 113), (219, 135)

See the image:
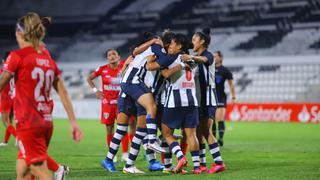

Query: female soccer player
(213, 51), (235, 146)
(87, 49), (130, 162)
(0, 52), (16, 147)
(0, 12), (83, 180)
(160, 33), (201, 174)
(181, 28), (226, 174)
(120, 32), (167, 153)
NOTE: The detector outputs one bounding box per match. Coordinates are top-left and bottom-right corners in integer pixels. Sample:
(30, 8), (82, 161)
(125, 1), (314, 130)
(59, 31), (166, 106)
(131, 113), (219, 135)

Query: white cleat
(0, 142), (8, 147)
(123, 165), (145, 174)
(54, 164), (69, 180)
(147, 141), (167, 153)
(121, 153), (129, 162)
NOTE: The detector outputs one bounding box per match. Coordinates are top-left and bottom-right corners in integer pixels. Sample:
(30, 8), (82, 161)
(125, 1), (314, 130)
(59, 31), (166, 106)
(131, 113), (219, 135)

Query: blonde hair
(16, 12), (50, 50)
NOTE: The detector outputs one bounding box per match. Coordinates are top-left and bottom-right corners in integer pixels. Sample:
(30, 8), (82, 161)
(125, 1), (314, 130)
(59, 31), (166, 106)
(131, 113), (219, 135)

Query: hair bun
(41, 17), (52, 28)
(202, 27), (211, 35)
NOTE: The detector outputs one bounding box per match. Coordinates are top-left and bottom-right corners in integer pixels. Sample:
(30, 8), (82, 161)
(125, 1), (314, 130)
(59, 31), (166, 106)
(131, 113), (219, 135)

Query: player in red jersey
(0, 52), (16, 147)
(0, 12), (83, 180)
(87, 49), (131, 161)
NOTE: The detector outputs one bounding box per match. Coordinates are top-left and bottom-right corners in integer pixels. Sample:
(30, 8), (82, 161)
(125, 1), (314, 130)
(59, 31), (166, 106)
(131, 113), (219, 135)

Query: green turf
(0, 120), (320, 180)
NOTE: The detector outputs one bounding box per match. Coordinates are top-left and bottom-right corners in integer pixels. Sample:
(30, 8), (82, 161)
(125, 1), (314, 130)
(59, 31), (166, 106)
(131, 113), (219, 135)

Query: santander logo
(229, 105), (292, 122)
(298, 106), (311, 123)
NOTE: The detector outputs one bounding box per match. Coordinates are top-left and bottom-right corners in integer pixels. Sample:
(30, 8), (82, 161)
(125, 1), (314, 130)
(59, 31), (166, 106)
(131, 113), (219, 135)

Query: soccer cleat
(207, 163), (226, 174)
(174, 157), (187, 174)
(162, 166), (174, 174)
(0, 142), (8, 147)
(123, 165), (145, 174)
(147, 141), (167, 153)
(218, 139), (224, 147)
(199, 165), (208, 173)
(148, 161), (164, 171)
(101, 159), (117, 173)
(121, 153), (129, 162)
(193, 168), (202, 174)
(54, 164), (69, 180)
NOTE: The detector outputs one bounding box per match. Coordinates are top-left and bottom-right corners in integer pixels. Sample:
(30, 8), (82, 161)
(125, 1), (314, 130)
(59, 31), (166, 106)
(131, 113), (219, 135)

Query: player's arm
(0, 71), (13, 92)
(161, 64), (184, 78)
(180, 54), (209, 64)
(53, 75), (83, 142)
(132, 38), (163, 56)
(87, 71), (103, 99)
(146, 55), (160, 71)
(228, 79), (236, 103)
(120, 55), (133, 75)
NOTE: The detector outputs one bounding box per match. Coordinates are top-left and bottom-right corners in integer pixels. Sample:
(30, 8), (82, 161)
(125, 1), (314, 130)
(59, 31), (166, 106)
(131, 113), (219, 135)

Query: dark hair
(161, 29), (175, 50)
(105, 48), (118, 57)
(130, 32), (154, 55)
(195, 27), (211, 48)
(214, 51), (223, 62)
(41, 16), (52, 28)
(172, 33), (192, 54)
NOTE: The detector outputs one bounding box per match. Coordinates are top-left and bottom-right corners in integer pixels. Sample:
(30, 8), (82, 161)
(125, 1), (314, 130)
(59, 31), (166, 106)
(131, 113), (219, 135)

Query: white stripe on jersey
(164, 55), (198, 108)
(200, 56), (217, 106)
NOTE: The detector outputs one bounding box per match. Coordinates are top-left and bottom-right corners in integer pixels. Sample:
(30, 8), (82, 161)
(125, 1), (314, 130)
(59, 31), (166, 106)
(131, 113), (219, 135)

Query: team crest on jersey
(104, 112), (109, 119)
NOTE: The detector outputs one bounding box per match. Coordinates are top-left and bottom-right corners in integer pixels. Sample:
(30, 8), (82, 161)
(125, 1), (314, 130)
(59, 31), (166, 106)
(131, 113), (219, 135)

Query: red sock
(8, 124), (16, 137)
(31, 175), (35, 180)
(47, 155), (59, 172)
(121, 133), (129, 153)
(4, 126), (10, 143)
(180, 140), (188, 155)
(107, 134), (113, 147)
(161, 153), (165, 163)
(129, 133), (134, 142)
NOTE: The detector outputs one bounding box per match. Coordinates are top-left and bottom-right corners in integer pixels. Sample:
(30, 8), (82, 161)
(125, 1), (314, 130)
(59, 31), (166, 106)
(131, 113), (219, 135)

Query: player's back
(4, 46), (60, 130)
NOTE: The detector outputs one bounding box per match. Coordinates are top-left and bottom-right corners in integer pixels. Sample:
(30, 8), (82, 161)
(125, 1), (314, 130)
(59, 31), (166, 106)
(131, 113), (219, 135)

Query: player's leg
(196, 108), (207, 171)
(123, 114), (147, 174)
(16, 159), (32, 180)
(180, 130), (188, 155)
(216, 107), (226, 146)
(29, 161), (52, 180)
(183, 107), (201, 174)
(161, 107), (187, 174)
(1, 112), (10, 146)
(102, 112), (129, 172)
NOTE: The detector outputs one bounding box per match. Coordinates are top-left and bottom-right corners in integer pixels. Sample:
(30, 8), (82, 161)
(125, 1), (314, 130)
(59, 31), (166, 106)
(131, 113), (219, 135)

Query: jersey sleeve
(92, 66), (102, 77)
(151, 44), (175, 69)
(226, 68), (233, 80)
(203, 51), (214, 66)
(3, 52), (21, 75)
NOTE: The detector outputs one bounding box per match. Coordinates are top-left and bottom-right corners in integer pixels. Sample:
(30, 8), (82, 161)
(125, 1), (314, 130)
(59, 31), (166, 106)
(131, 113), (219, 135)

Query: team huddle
(0, 12), (236, 179)
(89, 28), (235, 174)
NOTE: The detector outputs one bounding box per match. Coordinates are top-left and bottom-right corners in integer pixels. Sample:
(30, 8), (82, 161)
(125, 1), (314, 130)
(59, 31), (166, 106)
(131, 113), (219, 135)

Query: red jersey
(3, 46), (60, 131)
(92, 64), (123, 104)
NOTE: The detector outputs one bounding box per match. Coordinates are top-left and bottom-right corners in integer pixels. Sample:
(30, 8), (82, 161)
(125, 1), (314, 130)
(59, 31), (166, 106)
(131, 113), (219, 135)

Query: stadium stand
(0, 0), (319, 103)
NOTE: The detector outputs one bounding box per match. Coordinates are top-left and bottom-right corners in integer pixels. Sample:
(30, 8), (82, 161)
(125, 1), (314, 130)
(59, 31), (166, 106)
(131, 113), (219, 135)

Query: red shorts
(0, 97), (13, 113)
(101, 99), (117, 125)
(16, 127), (53, 166)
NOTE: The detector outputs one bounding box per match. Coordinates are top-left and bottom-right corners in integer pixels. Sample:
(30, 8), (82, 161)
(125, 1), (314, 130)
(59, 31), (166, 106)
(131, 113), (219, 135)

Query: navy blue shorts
(118, 96), (146, 117)
(162, 107), (199, 129)
(121, 82), (151, 102)
(199, 106), (217, 120)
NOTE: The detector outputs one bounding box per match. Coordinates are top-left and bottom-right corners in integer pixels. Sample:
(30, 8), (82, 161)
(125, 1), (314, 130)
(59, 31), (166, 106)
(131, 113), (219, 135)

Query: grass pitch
(0, 120), (320, 180)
